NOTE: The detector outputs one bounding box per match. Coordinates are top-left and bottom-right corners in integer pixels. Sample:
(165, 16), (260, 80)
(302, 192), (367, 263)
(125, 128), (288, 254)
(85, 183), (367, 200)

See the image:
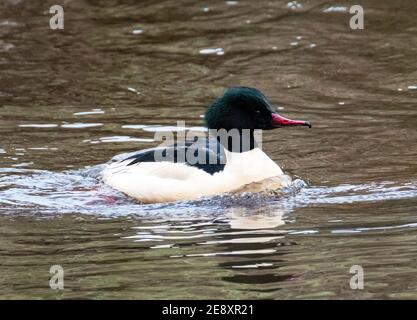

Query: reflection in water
(228, 207), (286, 230)
(1, 0), (417, 299)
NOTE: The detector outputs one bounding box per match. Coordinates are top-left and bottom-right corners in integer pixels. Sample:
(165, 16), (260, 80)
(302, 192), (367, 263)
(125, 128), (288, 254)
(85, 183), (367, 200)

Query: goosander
(101, 87), (311, 203)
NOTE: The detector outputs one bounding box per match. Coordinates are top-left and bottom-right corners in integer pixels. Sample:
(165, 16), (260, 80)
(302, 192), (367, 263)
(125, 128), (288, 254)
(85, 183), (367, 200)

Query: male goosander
(101, 87), (311, 203)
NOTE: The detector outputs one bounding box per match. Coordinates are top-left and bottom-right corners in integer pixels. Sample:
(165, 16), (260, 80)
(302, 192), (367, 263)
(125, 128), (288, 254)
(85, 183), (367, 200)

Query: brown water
(1, 0), (417, 299)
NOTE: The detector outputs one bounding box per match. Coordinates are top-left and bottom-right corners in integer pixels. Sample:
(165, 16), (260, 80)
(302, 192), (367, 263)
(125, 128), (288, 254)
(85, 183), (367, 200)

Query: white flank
(101, 148), (290, 203)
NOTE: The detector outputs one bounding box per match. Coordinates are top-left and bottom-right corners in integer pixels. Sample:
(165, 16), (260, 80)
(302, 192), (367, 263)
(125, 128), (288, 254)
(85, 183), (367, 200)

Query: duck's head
(204, 86), (311, 131)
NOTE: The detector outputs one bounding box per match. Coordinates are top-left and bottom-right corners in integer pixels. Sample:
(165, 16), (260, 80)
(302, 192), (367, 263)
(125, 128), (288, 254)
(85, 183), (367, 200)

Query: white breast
(101, 148), (290, 203)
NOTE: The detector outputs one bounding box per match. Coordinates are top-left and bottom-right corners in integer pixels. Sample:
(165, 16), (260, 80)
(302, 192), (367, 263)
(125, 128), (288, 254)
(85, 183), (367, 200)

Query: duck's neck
(209, 128), (258, 153)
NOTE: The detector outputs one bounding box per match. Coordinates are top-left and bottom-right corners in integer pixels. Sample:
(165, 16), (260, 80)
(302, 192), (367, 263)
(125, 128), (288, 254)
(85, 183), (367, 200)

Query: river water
(1, 0), (417, 299)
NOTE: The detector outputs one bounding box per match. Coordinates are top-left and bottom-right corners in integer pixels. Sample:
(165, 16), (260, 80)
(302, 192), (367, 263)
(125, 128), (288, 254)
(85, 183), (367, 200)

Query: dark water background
(1, 0), (417, 299)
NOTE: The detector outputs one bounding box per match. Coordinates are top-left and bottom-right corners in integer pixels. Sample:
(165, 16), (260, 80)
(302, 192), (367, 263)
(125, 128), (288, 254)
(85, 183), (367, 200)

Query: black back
(123, 137), (226, 175)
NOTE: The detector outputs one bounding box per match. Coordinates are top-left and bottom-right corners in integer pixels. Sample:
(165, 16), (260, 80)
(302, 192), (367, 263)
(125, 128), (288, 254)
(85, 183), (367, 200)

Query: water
(1, 0), (417, 299)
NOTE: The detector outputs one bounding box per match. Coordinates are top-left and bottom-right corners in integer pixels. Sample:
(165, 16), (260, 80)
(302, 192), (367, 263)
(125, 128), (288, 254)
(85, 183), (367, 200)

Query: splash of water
(1, 166), (417, 217)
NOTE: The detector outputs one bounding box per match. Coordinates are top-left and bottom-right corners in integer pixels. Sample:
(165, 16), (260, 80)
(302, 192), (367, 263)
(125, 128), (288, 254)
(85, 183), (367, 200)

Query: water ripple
(1, 166), (417, 219)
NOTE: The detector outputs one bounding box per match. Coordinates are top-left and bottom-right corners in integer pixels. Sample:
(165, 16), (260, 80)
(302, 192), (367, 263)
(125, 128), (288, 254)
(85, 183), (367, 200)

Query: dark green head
(204, 86), (311, 130)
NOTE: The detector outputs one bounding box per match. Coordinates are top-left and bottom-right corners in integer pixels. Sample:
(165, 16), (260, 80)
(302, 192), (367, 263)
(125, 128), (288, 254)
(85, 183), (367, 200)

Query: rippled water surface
(1, 0), (417, 299)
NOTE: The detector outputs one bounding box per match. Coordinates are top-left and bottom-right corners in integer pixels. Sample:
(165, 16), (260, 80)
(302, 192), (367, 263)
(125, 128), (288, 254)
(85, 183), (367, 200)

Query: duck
(101, 87), (311, 203)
